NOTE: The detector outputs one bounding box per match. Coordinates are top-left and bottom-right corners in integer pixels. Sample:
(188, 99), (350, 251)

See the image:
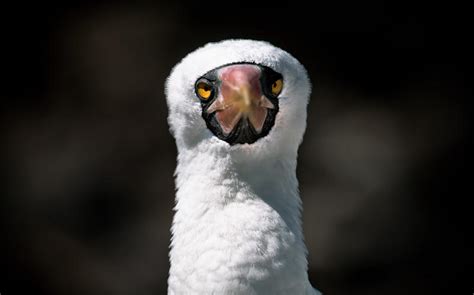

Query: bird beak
(206, 64), (275, 136)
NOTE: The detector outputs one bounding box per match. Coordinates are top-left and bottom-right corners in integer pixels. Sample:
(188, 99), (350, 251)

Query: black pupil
(200, 83), (210, 91)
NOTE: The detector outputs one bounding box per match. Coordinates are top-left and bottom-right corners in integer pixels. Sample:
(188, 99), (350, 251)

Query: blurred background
(1, 1), (472, 294)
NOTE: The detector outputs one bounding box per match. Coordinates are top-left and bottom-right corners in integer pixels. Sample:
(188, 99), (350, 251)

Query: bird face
(196, 63), (282, 145)
(166, 39), (311, 155)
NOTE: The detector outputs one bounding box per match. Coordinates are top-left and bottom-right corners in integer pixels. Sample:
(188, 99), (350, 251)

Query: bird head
(166, 39), (311, 159)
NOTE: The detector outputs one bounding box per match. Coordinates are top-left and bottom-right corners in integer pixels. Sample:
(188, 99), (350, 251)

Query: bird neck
(174, 145), (302, 217)
(168, 146), (314, 294)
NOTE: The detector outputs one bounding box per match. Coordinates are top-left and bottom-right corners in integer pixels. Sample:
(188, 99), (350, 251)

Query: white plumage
(165, 39), (321, 294)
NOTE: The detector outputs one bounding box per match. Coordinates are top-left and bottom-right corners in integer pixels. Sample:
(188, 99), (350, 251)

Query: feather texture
(165, 39), (320, 294)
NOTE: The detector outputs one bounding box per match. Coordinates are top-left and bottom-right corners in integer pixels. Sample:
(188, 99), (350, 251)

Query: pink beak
(206, 64), (275, 135)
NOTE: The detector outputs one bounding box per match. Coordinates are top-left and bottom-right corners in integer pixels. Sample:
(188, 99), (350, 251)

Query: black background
(1, 1), (472, 294)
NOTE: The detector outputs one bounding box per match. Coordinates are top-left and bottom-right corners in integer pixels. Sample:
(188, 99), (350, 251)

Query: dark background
(1, 1), (472, 294)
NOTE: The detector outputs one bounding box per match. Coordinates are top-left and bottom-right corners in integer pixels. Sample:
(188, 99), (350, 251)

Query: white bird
(165, 39), (321, 295)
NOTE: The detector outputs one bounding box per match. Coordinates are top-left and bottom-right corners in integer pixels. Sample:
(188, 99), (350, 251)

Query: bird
(165, 39), (321, 295)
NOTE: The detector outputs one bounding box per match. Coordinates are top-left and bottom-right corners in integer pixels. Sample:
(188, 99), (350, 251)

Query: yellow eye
(196, 81), (213, 100)
(271, 79), (283, 96)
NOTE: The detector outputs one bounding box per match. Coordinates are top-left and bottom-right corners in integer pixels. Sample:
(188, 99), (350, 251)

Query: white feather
(165, 39), (320, 294)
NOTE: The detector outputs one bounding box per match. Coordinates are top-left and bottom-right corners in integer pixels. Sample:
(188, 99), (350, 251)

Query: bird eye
(271, 78), (283, 96)
(195, 80), (213, 100)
